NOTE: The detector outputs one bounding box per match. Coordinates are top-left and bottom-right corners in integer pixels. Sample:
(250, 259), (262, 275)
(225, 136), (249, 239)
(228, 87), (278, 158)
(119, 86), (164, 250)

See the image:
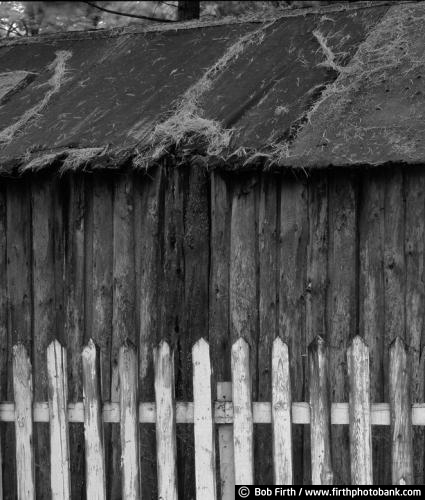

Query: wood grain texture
(217, 382), (235, 500)
(47, 340), (71, 500)
(192, 339), (216, 500)
(180, 164), (210, 497)
(358, 171), (388, 484)
(0, 399), (425, 425)
(230, 176), (258, 392)
(309, 336), (332, 485)
(136, 167), (163, 499)
(209, 172), (231, 382)
(154, 340), (178, 500)
(31, 177), (60, 500)
(279, 176), (308, 484)
(347, 336), (372, 485)
(7, 181), (32, 500)
(0, 183), (7, 500)
(13, 344), (35, 500)
(271, 338), (292, 485)
(327, 173), (357, 484)
(119, 341), (140, 500)
(404, 168), (425, 484)
(112, 173), (136, 498)
(257, 174), (277, 485)
(389, 337), (413, 485)
(231, 338), (254, 485)
(63, 174), (86, 500)
(82, 340), (106, 500)
(305, 174), (328, 484)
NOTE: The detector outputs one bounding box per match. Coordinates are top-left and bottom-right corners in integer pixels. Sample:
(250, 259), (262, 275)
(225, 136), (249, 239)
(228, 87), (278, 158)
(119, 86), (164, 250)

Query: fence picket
(13, 344), (35, 500)
(82, 339), (106, 500)
(271, 337), (292, 484)
(309, 336), (333, 485)
(217, 382), (235, 500)
(193, 338), (217, 500)
(347, 336), (372, 484)
(389, 337), (413, 484)
(47, 340), (70, 500)
(154, 340), (178, 500)
(231, 338), (253, 485)
(119, 340), (140, 499)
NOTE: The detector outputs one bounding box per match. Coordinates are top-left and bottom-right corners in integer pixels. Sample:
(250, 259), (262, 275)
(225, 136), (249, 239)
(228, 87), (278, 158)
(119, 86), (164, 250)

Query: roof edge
(0, 0), (409, 47)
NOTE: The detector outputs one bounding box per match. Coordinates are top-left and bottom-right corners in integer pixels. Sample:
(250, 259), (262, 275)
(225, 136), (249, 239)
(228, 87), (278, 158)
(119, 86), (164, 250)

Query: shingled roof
(0, 1), (423, 173)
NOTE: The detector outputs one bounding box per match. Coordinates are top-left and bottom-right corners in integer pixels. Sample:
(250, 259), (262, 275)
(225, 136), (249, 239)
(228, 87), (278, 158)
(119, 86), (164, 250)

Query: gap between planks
(0, 401), (425, 425)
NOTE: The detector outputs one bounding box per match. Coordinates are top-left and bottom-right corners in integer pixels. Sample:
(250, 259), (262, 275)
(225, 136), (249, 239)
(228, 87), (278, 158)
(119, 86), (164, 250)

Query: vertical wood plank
(347, 336), (372, 485)
(209, 172), (231, 382)
(327, 173), (357, 484)
(137, 167), (163, 500)
(404, 168), (425, 484)
(63, 174), (85, 500)
(389, 337), (413, 485)
(231, 338), (253, 485)
(0, 183), (7, 500)
(193, 338), (216, 500)
(119, 341), (140, 500)
(7, 180), (32, 499)
(305, 173), (328, 484)
(229, 176), (258, 394)
(279, 176), (308, 484)
(82, 339), (106, 500)
(109, 364), (121, 500)
(32, 177), (59, 500)
(13, 344), (35, 500)
(257, 174), (277, 485)
(154, 340), (178, 500)
(271, 337), (292, 485)
(209, 172), (232, 500)
(217, 382), (235, 500)
(181, 164), (210, 497)
(89, 175), (113, 494)
(309, 336), (333, 485)
(112, 173), (136, 497)
(306, 173), (328, 343)
(384, 168), (405, 348)
(358, 171), (388, 484)
(47, 340), (71, 500)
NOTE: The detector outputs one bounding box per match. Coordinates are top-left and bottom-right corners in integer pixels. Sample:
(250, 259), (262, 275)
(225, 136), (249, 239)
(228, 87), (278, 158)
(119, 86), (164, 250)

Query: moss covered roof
(0, 1), (422, 173)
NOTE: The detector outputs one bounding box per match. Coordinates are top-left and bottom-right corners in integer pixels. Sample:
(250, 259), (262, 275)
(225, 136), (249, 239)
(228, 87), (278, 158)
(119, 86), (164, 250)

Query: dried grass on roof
(0, 50), (72, 146)
(134, 20), (274, 168)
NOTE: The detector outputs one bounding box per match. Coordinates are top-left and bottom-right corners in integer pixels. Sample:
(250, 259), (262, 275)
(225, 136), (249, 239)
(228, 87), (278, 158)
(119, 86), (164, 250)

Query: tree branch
(81, 1), (177, 22)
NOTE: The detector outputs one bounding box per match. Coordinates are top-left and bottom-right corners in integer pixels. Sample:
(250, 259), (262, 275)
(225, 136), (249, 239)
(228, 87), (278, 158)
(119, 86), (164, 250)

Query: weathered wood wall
(0, 163), (424, 498)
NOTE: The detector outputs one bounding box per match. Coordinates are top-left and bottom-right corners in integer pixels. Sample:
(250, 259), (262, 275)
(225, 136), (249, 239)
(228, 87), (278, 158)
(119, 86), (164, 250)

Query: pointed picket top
(389, 335), (413, 484)
(47, 338), (70, 500)
(47, 338), (65, 351)
(389, 335), (407, 353)
(13, 342), (30, 361)
(192, 336), (209, 353)
(348, 335), (368, 351)
(271, 336), (292, 485)
(119, 338), (137, 368)
(82, 338), (98, 359)
(13, 341), (35, 500)
(272, 336), (287, 351)
(308, 335), (327, 353)
(232, 336), (250, 354)
(155, 338), (171, 356)
(347, 334), (372, 485)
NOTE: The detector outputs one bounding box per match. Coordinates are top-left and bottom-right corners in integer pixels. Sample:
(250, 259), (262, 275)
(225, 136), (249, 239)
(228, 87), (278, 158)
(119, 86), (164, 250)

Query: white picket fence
(1, 335), (424, 499)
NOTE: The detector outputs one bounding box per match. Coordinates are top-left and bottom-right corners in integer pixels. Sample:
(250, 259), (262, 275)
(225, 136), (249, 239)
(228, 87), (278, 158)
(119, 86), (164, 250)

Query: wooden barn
(0, 0), (424, 497)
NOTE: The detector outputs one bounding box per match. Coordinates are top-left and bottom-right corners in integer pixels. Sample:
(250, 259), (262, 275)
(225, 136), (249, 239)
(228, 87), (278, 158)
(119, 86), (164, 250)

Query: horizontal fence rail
(2, 334), (422, 498)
